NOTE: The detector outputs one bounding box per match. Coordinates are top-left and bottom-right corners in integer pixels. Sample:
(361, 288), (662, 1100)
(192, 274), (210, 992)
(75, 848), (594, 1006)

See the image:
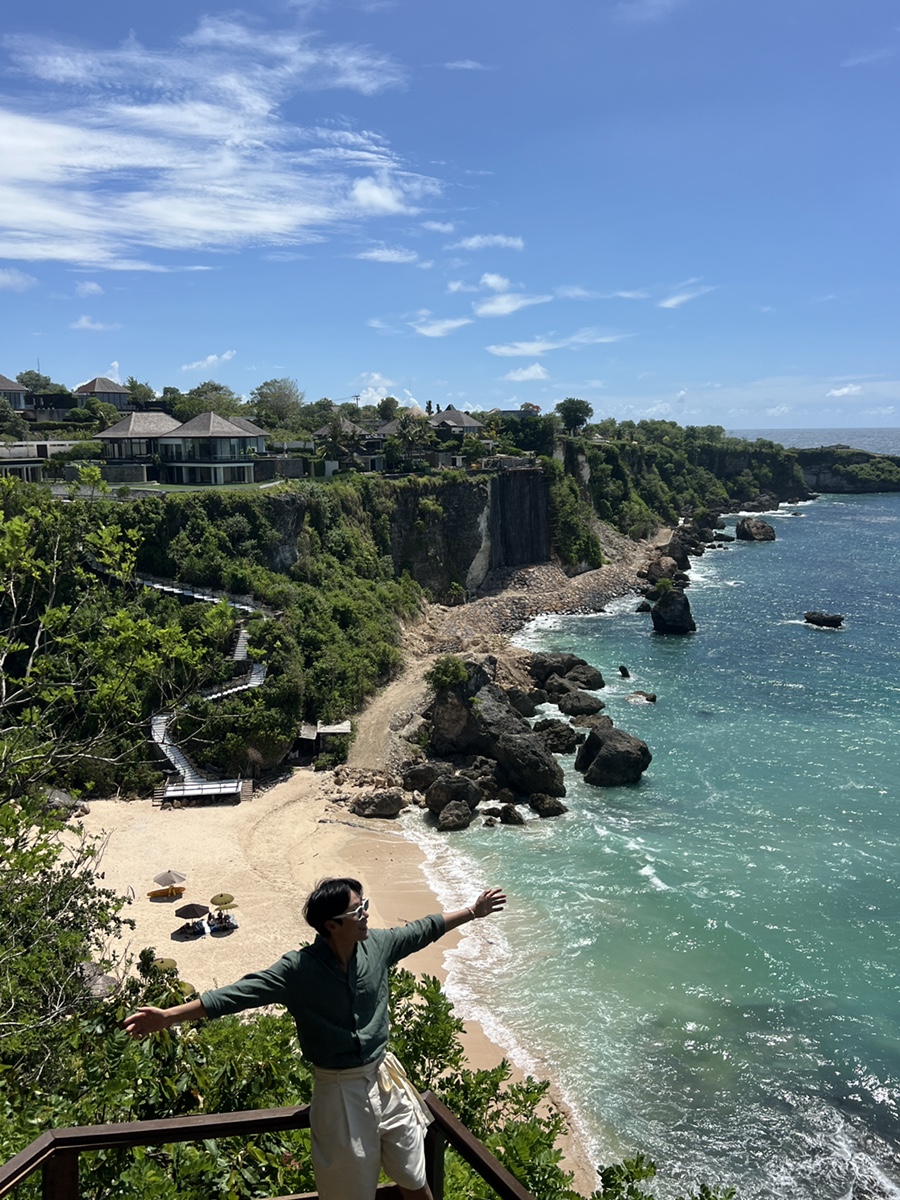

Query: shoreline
(83, 541), (667, 1193)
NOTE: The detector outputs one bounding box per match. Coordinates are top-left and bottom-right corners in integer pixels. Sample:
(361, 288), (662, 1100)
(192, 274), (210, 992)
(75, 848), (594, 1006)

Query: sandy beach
(82, 549), (660, 1192)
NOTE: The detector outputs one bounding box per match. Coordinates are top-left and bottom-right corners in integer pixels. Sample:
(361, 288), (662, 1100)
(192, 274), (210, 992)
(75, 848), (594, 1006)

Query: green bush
(424, 654), (469, 692)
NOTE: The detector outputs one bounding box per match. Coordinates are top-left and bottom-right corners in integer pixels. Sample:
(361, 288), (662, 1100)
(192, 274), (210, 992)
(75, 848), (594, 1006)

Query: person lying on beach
(124, 877), (506, 1200)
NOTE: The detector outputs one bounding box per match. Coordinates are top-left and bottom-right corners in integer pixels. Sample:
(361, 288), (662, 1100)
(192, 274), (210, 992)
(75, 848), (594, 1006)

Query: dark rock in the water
(534, 718), (584, 754)
(543, 672), (578, 698)
(402, 761), (453, 792)
(651, 589), (697, 635)
(437, 800), (475, 831)
(645, 555), (680, 585)
(493, 733), (566, 797)
(425, 775), (483, 815)
(565, 662), (605, 690)
(635, 600), (653, 613)
(735, 517), (776, 541)
(499, 804), (526, 826)
(350, 788), (405, 819)
(528, 652), (583, 685)
(627, 691), (657, 703)
(506, 687), (537, 717)
(618, 664), (631, 678)
(804, 610), (844, 628)
(529, 793), (569, 818)
(558, 689), (606, 717)
(483, 806), (502, 818)
(575, 727), (652, 787)
(483, 816), (498, 827)
(743, 492), (780, 513)
(429, 681), (525, 756)
(571, 713), (615, 735)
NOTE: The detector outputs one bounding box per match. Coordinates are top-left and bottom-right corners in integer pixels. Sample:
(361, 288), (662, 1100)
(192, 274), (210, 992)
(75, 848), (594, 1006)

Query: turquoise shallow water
(403, 484), (900, 1199)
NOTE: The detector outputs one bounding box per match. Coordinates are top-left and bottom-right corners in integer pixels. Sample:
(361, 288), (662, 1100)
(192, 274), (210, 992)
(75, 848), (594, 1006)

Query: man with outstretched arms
(125, 879), (506, 1200)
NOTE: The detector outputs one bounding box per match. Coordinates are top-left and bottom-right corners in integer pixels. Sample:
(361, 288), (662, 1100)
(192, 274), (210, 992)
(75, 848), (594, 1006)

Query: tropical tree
(170, 381), (242, 423)
(0, 398), (28, 440)
(249, 378), (305, 430)
(376, 395), (400, 422)
(17, 370), (69, 395)
(125, 376), (156, 408)
(555, 397), (594, 434)
(395, 412), (432, 459)
(318, 416), (364, 463)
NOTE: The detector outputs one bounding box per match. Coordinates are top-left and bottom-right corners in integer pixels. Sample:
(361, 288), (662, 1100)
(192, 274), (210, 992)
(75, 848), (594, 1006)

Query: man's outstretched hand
(123, 1006), (169, 1039)
(471, 887), (507, 918)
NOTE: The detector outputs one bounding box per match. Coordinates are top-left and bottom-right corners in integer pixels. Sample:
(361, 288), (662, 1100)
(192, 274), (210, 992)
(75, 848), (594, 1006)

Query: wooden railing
(0, 1092), (536, 1200)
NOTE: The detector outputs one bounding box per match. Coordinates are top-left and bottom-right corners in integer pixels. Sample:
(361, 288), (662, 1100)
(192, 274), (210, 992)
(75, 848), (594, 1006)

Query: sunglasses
(334, 898), (369, 923)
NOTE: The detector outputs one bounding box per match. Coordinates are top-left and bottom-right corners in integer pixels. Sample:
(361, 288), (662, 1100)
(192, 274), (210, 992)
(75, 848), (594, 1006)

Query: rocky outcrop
(735, 517), (776, 541)
(804, 611), (844, 628)
(650, 589), (696, 634)
(425, 775), (482, 815)
(402, 761), (453, 792)
(438, 800), (475, 831)
(574, 726), (652, 787)
(534, 718), (584, 754)
(349, 788), (405, 818)
(529, 793), (569, 818)
(557, 690), (605, 716)
(565, 662), (605, 689)
(493, 733), (566, 797)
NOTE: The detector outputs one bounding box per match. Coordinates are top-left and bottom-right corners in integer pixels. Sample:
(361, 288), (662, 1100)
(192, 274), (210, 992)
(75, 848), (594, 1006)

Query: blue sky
(1, 0), (898, 428)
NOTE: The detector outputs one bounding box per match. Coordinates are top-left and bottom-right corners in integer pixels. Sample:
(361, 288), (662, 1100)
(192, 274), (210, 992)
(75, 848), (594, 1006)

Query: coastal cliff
(793, 446), (900, 492)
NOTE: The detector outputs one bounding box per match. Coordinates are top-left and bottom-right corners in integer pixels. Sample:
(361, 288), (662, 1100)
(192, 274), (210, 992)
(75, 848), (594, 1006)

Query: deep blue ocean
(403, 430), (900, 1199)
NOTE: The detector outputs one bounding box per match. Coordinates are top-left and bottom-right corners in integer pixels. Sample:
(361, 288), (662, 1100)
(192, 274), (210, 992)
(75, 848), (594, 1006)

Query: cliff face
(389, 469), (550, 597)
(794, 448), (900, 493)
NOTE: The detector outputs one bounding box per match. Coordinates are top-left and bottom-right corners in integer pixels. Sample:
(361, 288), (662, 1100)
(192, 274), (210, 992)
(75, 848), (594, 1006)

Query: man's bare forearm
(443, 886), (506, 932)
(124, 998), (208, 1039)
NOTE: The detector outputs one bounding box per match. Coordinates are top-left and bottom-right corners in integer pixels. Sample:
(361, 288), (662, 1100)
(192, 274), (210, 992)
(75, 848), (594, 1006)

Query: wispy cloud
(449, 234), (524, 251)
(181, 349), (237, 371)
(75, 280), (103, 297)
(447, 280), (478, 294)
(657, 281), (716, 309)
(863, 405), (895, 417)
(357, 246), (419, 263)
(503, 364), (549, 382)
(766, 405), (791, 417)
(841, 47), (895, 68)
(826, 384), (862, 397)
(441, 60), (490, 70)
(0, 20), (439, 269)
(411, 314), (472, 338)
(70, 314), (119, 330)
(486, 328), (629, 357)
(474, 292), (553, 317)
(422, 220), (454, 233)
(0, 267), (37, 291)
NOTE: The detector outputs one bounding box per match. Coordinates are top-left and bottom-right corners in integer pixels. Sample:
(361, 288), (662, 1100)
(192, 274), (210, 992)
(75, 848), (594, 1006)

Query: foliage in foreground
(0, 808), (737, 1200)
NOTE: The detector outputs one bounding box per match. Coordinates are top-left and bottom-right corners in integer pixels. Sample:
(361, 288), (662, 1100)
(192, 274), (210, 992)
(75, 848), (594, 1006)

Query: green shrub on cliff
(425, 653), (469, 692)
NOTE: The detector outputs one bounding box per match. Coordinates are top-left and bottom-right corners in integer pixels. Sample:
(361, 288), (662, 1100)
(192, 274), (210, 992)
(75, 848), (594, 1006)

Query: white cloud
(503, 364), (549, 382)
(486, 328), (629, 356)
(474, 292), (553, 317)
(863, 406), (895, 417)
(357, 246), (419, 263)
(70, 314), (119, 330)
(556, 285), (596, 299)
(765, 405), (791, 417)
(0, 21), (440, 269)
(658, 283), (716, 309)
(0, 267), (37, 291)
(841, 47), (895, 68)
(826, 384), (862, 397)
(480, 273), (511, 292)
(422, 221), (454, 233)
(181, 349), (236, 371)
(441, 60), (489, 70)
(450, 234), (524, 251)
(75, 280), (103, 297)
(411, 315), (472, 338)
(447, 280), (478, 293)
(604, 289), (650, 300)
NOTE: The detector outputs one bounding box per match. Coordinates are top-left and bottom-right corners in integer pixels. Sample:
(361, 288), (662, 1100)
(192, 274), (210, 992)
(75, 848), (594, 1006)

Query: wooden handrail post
(424, 1122), (445, 1200)
(42, 1149), (78, 1200)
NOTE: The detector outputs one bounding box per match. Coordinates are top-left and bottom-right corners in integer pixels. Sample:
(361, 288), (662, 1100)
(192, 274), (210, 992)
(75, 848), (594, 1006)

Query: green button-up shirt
(199, 915), (446, 1069)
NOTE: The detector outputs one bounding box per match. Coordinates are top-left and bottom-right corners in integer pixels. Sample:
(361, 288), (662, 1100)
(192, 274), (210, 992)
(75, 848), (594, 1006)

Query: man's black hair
(304, 877), (363, 935)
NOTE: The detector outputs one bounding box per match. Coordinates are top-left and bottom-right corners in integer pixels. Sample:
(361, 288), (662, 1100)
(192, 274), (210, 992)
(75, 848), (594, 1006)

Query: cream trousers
(310, 1052), (432, 1199)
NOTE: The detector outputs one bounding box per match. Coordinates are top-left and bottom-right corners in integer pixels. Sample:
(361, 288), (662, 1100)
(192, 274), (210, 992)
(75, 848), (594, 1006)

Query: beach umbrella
(210, 892), (234, 907)
(175, 903), (209, 920)
(216, 901), (239, 911)
(154, 958), (178, 972)
(154, 870), (187, 887)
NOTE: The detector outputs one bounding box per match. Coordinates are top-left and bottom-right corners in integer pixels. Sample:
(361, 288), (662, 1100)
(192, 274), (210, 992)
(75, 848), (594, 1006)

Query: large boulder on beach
(493, 733), (566, 797)
(425, 775), (482, 815)
(349, 789), (405, 819)
(437, 800), (475, 831)
(645, 555), (680, 585)
(429, 682), (526, 756)
(735, 517), (776, 541)
(558, 689), (606, 717)
(575, 727), (652, 787)
(534, 718), (584, 754)
(650, 589), (696, 635)
(565, 662), (605, 690)
(527, 652), (583, 686)
(572, 713), (615, 736)
(402, 761), (453, 792)
(543, 673), (578, 698)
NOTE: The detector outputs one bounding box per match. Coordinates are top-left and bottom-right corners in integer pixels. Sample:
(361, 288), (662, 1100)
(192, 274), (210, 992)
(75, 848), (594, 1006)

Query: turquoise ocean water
(401, 431), (900, 1199)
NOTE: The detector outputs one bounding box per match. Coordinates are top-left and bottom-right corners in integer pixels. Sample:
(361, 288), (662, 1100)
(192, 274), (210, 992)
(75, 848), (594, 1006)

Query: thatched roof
(97, 412), (183, 438)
